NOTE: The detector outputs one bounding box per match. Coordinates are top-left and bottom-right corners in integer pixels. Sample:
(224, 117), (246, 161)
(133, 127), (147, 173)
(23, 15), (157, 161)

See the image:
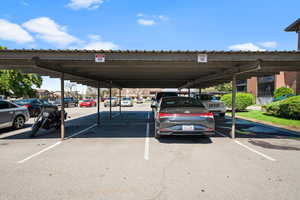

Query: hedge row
(220, 92), (255, 111)
(264, 96), (300, 119)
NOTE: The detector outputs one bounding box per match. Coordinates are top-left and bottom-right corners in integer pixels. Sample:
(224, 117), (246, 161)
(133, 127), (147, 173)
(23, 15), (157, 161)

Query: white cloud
(136, 13), (168, 26)
(0, 19), (34, 43)
(88, 34), (102, 41)
(158, 15), (169, 21)
(137, 19), (156, 26)
(83, 41), (118, 50)
(259, 41), (277, 48)
(70, 34), (118, 50)
(67, 0), (104, 10)
(22, 17), (80, 46)
(228, 43), (265, 51)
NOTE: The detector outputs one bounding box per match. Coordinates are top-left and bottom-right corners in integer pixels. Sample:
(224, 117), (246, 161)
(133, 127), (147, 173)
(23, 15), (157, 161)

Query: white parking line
(144, 112), (150, 160)
(66, 124), (97, 139)
(17, 141), (62, 164)
(17, 124), (97, 164)
(234, 140), (276, 162)
(215, 130), (276, 161)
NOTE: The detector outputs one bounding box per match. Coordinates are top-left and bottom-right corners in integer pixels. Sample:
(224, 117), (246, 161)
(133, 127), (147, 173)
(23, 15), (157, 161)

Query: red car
(79, 99), (96, 107)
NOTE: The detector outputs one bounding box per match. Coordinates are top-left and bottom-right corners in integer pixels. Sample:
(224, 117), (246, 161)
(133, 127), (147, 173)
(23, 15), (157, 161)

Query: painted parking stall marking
(144, 112), (150, 160)
(17, 124), (97, 164)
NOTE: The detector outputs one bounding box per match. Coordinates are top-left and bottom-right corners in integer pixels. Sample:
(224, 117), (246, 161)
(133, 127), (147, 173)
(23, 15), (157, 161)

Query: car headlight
(43, 112), (50, 118)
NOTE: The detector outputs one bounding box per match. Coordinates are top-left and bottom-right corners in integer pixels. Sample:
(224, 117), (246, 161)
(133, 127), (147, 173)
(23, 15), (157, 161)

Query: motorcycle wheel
(30, 121), (42, 137)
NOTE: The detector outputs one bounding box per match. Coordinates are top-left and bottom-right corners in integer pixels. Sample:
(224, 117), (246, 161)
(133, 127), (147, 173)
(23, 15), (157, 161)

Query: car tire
(12, 115), (25, 129)
(219, 113), (225, 117)
(154, 123), (161, 139)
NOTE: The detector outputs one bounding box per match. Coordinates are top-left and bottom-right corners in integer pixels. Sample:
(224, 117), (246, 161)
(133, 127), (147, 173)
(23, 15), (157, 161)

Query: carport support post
(97, 81), (100, 125)
(60, 72), (65, 140)
(231, 74), (237, 139)
(109, 82), (112, 120)
(119, 88), (121, 114)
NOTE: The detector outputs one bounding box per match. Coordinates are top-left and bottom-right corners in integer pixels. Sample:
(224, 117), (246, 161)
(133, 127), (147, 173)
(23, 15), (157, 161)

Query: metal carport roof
(0, 49), (300, 89)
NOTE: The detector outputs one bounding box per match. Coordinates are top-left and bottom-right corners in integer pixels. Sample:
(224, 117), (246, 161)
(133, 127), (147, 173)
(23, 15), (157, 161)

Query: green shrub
(264, 101), (280, 115)
(264, 96), (300, 119)
(274, 87), (294, 99)
(221, 92), (255, 111)
(277, 96), (300, 119)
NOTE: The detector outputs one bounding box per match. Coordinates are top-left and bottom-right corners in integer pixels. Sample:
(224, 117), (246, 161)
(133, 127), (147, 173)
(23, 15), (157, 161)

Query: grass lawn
(234, 110), (300, 129)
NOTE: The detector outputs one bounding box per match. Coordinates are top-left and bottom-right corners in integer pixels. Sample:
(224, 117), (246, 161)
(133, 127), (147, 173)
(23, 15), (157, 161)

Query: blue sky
(0, 0), (299, 91)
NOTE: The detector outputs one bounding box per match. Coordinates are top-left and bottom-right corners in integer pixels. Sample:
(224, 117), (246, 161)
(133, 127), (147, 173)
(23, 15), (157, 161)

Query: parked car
(196, 94), (226, 117)
(0, 100), (30, 129)
(154, 96), (215, 139)
(104, 97), (118, 107)
(273, 94), (296, 102)
(151, 92), (178, 109)
(136, 98), (144, 104)
(53, 98), (76, 108)
(14, 98), (57, 117)
(79, 99), (96, 107)
(121, 97), (134, 107)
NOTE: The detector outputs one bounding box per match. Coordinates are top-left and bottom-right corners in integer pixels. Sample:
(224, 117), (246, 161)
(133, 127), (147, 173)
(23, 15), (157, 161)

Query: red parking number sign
(95, 54), (105, 63)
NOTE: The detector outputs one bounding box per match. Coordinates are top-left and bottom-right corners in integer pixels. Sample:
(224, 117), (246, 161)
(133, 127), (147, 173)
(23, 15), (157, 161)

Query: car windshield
(83, 100), (91, 102)
(122, 98), (131, 100)
(15, 99), (34, 104)
(156, 92), (178, 101)
(199, 94), (214, 100)
(161, 97), (204, 108)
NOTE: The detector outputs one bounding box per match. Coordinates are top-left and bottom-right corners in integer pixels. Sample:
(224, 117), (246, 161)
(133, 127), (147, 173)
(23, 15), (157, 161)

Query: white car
(121, 97), (133, 107)
(197, 94), (226, 117)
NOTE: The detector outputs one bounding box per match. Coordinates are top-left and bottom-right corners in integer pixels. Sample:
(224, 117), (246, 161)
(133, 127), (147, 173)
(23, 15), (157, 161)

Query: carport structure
(0, 49), (300, 139)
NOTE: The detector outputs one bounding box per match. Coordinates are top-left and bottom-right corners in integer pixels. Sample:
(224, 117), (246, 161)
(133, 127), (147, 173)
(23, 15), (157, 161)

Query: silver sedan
(154, 97), (215, 139)
(0, 100), (30, 129)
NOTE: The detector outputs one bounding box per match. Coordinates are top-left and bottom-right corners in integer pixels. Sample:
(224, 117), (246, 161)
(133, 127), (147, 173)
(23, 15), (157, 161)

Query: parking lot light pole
(119, 88), (121, 114)
(60, 72), (65, 140)
(109, 81), (112, 120)
(97, 81), (100, 125)
(231, 74), (237, 139)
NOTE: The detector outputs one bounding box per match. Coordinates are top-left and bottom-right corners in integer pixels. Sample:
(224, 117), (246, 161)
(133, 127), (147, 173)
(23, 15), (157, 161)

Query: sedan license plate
(182, 125), (194, 131)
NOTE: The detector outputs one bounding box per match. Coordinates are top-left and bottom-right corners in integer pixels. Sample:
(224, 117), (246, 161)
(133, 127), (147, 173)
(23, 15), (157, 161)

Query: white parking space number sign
(95, 54), (105, 63)
(197, 54), (208, 63)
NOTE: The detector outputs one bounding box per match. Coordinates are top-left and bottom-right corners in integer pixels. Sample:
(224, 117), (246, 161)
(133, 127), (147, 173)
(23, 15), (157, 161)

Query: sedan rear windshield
(161, 97), (204, 108)
(156, 92), (178, 101)
(15, 99), (34, 104)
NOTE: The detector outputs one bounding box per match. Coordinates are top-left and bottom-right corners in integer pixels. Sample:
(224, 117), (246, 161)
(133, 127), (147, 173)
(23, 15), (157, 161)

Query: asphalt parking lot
(1, 103), (300, 200)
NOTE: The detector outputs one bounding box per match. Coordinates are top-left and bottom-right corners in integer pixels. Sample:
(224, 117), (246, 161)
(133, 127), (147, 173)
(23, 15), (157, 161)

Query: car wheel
(219, 113), (225, 117)
(154, 123), (161, 139)
(13, 115), (25, 129)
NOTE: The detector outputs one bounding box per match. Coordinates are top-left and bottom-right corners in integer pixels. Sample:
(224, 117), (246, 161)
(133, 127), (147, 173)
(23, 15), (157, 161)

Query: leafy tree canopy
(0, 46), (43, 98)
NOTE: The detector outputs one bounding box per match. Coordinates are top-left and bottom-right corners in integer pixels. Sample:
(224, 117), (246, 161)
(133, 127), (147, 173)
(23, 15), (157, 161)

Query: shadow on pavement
(216, 116), (300, 139)
(158, 136), (213, 144)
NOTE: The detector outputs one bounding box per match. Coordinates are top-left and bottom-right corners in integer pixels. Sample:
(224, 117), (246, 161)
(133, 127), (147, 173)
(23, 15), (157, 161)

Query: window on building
(257, 75), (275, 97)
(236, 79), (247, 92)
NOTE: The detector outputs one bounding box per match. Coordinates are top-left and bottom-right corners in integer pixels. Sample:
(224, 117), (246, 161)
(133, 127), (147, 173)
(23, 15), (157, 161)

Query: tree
(0, 46), (43, 98)
(215, 82), (232, 93)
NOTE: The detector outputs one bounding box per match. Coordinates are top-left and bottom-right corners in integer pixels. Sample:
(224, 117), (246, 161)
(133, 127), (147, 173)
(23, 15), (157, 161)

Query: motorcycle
(30, 107), (67, 137)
